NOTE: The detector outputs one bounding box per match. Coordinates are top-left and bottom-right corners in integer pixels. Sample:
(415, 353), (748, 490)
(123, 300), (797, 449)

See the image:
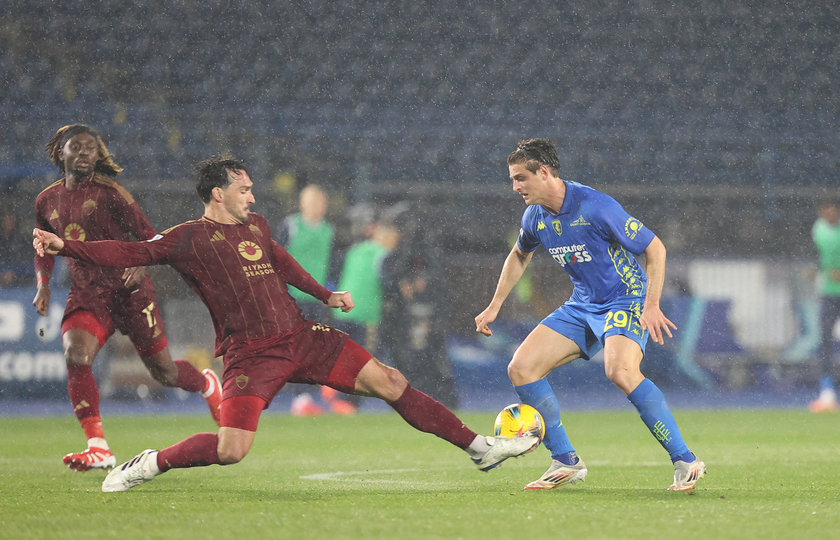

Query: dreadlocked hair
(45, 124), (124, 176)
(507, 138), (560, 176)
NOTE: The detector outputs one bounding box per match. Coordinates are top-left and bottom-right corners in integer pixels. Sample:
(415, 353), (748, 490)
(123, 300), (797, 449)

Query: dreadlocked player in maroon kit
(34, 156), (538, 492)
(33, 125), (223, 472)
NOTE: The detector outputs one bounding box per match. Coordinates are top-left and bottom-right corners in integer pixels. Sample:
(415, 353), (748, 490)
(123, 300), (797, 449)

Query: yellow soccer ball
(493, 403), (545, 444)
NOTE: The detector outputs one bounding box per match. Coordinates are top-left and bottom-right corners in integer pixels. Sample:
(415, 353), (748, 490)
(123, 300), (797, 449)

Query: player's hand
(475, 305), (499, 337)
(32, 228), (64, 256)
(328, 291), (354, 312)
(122, 266), (147, 288)
(33, 286), (51, 317)
(639, 305), (677, 345)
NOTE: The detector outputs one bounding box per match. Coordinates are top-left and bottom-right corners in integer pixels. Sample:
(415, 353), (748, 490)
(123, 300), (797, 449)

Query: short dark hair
(195, 156), (249, 203)
(507, 138), (560, 176)
(45, 124), (123, 176)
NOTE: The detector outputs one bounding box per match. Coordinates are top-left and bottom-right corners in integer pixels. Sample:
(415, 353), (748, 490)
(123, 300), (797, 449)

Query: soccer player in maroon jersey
(32, 125), (223, 472)
(34, 156), (538, 492)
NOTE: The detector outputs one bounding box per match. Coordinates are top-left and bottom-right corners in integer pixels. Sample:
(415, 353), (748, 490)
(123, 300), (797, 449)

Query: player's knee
(368, 363), (408, 401)
(604, 364), (639, 394)
(64, 345), (95, 367)
(382, 366), (408, 401)
(507, 358), (536, 386)
(217, 444), (250, 465)
(604, 363), (621, 382)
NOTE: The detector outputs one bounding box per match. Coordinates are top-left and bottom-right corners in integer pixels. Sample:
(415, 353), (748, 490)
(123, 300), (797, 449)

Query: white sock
(465, 435), (493, 458)
(87, 437), (109, 450)
(147, 451), (161, 475)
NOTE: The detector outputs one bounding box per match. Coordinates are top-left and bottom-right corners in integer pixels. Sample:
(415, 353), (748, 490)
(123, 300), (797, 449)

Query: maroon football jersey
(60, 213), (333, 356)
(34, 173), (157, 290)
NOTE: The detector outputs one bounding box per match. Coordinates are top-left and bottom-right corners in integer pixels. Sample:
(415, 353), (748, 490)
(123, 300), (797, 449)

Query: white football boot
(101, 449), (160, 492)
(524, 457), (588, 490)
(668, 458), (706, 491)
(473, 436), (540, 471)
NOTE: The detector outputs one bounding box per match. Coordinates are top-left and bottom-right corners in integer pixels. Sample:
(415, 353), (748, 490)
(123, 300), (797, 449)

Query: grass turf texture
(1, 410), (839, 540)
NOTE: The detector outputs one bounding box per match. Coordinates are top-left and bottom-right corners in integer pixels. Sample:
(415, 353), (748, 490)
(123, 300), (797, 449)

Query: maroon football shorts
(221, 321), (371, 407)
(62, 277), (168, 356)
(219, 395), (265, 432)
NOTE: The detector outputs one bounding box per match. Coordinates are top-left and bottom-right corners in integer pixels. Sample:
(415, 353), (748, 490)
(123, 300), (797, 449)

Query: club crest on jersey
(238, 241), (263, 261)
(82, 199), (97, 216)
(236, 374), (249, 389)
(624, 218), (643, 240)
(571, 215), (590, 226)
(552, 220), (562, 236)
(64, 223), (86, 241)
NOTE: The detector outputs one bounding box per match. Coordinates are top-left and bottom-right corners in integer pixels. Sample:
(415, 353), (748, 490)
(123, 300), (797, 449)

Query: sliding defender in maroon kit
(34, 155), (539, 492)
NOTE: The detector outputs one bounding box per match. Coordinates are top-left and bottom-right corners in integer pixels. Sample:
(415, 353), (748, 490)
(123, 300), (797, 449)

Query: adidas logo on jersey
(210, 231), (225, 242)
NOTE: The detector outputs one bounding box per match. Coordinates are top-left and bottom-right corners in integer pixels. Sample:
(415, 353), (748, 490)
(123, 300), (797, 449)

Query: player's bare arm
(475, 245), (534, 337)
(33, 270), (51, 316)
(639, 235), (677, 345)
(328, 291), (355, 313)
(32, 229), (63, 316)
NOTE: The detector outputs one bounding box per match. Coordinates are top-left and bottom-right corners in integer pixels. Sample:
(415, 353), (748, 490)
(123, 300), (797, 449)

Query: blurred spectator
(276, 184), (334, 321)
(380, 214), (459, 409)
(277, 184), (337, 417)
(326, 217), (400, 413)
(0, 211), (31, 287)
(331, 218), (394, 336)
(333, 221), (400, 345)
(809, 199), (840, 413)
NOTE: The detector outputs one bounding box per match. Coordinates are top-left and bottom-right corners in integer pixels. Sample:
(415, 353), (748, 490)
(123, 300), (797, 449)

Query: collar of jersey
(539, 180), (573, 217)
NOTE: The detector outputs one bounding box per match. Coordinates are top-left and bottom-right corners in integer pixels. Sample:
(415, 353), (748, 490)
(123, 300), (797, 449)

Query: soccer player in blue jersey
(475, 139), (706, 491)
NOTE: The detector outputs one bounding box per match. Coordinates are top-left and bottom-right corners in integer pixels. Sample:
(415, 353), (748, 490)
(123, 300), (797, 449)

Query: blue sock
(514, 379), (575, 461)
(819, 375), (835, 391)
(627, 379), (693, 463)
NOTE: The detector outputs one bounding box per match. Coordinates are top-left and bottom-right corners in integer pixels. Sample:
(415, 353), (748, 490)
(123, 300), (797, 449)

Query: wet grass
(1, 410), (839, 539)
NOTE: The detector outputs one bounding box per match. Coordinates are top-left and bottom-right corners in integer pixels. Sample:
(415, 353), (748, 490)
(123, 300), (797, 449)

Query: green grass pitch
(1, 410), (839, 540)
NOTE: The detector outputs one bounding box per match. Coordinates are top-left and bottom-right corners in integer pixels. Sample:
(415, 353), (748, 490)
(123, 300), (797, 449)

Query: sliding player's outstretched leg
(345, 342), (538, 471)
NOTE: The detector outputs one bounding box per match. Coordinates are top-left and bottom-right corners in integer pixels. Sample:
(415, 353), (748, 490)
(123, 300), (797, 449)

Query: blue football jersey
(516, 181), (655, 304)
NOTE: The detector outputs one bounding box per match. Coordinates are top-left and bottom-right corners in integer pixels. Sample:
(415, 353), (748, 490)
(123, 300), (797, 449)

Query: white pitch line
(300, 461), (680, 484)
(301, 467), (445, 483)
